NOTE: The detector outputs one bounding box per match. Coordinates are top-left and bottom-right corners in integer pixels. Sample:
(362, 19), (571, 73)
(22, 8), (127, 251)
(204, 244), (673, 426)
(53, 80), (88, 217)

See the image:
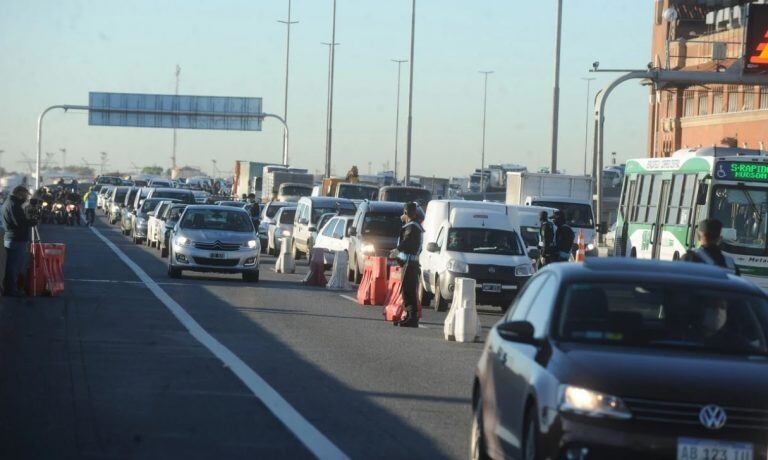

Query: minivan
(293, 197), (356, 259)
(346, 201), (405, 283)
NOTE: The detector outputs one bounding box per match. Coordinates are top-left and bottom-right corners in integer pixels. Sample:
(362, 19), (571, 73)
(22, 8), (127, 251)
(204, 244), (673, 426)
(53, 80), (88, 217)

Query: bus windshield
(533, 201), (594, 228)
(711, 185), (768, 256)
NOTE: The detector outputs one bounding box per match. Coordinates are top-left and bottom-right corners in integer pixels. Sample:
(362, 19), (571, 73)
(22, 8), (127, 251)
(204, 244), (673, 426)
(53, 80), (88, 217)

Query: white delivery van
(419, 204), (534, 312)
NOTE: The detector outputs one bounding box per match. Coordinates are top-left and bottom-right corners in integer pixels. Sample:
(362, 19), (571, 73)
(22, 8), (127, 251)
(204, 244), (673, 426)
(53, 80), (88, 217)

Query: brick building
(648, 0), (768, 158)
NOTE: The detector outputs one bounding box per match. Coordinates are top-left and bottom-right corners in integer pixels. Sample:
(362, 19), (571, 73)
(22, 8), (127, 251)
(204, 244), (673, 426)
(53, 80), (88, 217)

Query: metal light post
(60, 147), (67, 171)
(278, 0), (298, 165)
(405, 0), (416, 186)
(549, 0), (563, 174)
(391, 59), (407, 183)
(581, 77), (596, 176)
(479, 71), (494, 201)
(99, 151), (108, 176)
(324, 0), (338, 179)
(172, 65), (180, 171)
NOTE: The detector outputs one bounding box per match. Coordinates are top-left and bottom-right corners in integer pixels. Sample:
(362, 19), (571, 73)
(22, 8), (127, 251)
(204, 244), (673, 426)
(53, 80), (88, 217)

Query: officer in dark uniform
(538, 210), (556, 268)
(553, 210), (575, 262)
(683, 219), (739, 275)
(392, 202), (424, 328)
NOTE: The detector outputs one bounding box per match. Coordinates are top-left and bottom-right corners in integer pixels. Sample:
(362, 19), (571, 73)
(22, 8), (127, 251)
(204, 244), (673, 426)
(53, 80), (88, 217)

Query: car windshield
(113, 189), (128, 201)
(362, 212), (402, 237)
(446, 228), (524, 255)
(281, 186), (311, 197)
(279, 209), (296, 224)
(140, 199), (162, 213)
(153, 190), (194, 203)
(533, 201), (594, 228)
(125, 189), (139, 206)
(314, 205), (355, 222)
(338, 185), (378, 201)
(180, 209), (253, 232)
(556, 283), (768, 356)
(168, 206), (187, 220)
(382, 188), (432, 206)
(265, 204), (287, 218)
(520, 225), (540, 248)
(711, 186), (768, 256)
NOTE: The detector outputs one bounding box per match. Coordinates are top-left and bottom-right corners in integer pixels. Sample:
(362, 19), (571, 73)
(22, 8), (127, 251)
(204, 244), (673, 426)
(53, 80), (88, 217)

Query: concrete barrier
(327, 250), (351, 291)
(443, 277), (481, 342)
(275, 236), (295, 274)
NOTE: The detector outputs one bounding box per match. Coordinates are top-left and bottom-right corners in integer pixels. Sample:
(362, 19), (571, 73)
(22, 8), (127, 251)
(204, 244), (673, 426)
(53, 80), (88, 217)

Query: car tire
(435, 278), (449, 312)
(167, 259), (182, 279)
(347, 252), (356, 282)
(522, 405), (541, 460)
(242, 270), (260, 282)
(470, 393), (491, 460)
(161, 245), (168, 258)
(420, 284), (433, 307)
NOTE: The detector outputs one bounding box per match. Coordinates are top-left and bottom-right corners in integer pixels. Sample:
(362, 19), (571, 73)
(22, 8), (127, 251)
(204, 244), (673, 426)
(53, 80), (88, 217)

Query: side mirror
(527, 248), (540, 260)
(496, 321), (537, 345)
(426, 242), (439, 253)
(347, 227), (357, 237)
(696, 182), (708, 206)
(131, 209), (137, 215)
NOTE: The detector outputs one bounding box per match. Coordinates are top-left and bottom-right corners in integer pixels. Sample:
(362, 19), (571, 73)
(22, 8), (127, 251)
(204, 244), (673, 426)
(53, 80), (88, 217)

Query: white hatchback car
(313, 215), (354, 268)
(266, 206), (297, 256)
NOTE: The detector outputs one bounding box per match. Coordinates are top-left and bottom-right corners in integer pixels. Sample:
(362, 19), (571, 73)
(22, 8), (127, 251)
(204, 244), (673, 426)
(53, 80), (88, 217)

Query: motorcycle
(40, 200), (53, 224)
(66, 202), (81, 226)
(53, 202), (67, 225)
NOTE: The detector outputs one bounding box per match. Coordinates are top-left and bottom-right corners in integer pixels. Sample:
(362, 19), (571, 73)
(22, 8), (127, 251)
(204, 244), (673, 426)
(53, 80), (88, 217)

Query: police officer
(683, 219), (739, 275)
(391, 202), (424, 328)
(82, 186), (98, 226)
(538, 211), (556, 268)
(3, 186), (37, 297)
(553, 210), (575, 263)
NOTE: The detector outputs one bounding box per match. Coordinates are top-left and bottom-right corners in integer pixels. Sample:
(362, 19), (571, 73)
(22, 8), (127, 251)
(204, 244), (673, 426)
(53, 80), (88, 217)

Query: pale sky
(0, 0), (652, 178)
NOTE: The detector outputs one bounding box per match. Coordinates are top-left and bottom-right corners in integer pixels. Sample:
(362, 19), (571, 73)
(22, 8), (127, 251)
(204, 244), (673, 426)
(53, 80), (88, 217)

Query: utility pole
(0, 150), (4, 172)
(211, 159), (218, 177)
(479, 71), (493, 201)
(324, 0), (338, 179)
(549, 0), (563, 174)
(172, 64), (180, 172)
(405, 0), (416, 185)
(581, 77), (596, 176)
(279, 0), (298, 164)
(391, 59), (407, 184)
(100, 151), (108, 176)
(60, 147), (67, 171)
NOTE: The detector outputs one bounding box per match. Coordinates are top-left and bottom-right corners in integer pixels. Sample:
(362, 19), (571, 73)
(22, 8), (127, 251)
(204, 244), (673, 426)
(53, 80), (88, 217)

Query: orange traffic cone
(575, 229), (586, 262)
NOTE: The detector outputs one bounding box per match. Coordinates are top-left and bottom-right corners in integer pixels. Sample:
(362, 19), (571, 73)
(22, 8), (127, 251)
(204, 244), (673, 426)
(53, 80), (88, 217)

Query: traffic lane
(95, 217), (500, 458)
(0, 223), (312, 460)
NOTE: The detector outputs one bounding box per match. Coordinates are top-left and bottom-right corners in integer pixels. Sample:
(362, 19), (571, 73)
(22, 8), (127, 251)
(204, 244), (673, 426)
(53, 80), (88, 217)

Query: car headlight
(137, 217), (147, 226)
(446, 258), (469, 274)
(281, 229), (291, 237)
(244, 240), (258, 249)
(362, 243), (375, 254)
(587, 243), (595, 251)
(175, 236), (192, 246)
(515, 263), (533, 277)
(559, 386), (631, 420)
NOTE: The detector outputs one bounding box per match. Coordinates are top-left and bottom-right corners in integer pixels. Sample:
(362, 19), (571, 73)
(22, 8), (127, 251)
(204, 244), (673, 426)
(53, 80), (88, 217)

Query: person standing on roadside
(82, 186), (98, 227)
(552, 210), (575, 263)
(3, 186), (36, 297)
(538, 211), (556, 268)
(391, 202), (424, 328)
(683, 218), (740, 275)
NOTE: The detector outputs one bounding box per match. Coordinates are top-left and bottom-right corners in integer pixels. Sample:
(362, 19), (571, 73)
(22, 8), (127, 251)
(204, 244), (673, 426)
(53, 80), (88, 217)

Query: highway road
(0, 216), (505, 459)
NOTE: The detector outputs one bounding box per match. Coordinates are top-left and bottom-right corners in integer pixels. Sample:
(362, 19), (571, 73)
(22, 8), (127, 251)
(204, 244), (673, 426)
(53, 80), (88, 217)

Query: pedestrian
(552, 210), (575, 263)
(3, 186), (36, 297)
(537, 211), (557, 268)
(682, 218), (739, 275)
(82, 186), (98, 226)
(391, 202), (424, 328)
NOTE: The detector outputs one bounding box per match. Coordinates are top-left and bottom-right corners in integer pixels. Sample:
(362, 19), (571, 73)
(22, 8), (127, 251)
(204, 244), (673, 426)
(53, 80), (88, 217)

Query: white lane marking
(89, 226), (348, 460)
(418, 325), (429, 329)
(339, 294), (358, 303)
(67, 278), (188, 287)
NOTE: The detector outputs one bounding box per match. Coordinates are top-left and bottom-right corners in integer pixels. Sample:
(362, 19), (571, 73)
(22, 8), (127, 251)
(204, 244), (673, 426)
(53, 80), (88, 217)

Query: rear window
(141, 199), (163, 213)
(313, 204), (356, 222)
(281, 186), (311, 197)
(280, 209), (296, 224)
(153, 190), (194, 204)
(381, 188), (432, 206)
(362, 212), (402, 237)
(265, 203), (287, 218)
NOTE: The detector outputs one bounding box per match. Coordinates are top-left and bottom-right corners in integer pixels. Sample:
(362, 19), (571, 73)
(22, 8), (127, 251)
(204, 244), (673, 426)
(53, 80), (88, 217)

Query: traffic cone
(575, 229), (586, 262)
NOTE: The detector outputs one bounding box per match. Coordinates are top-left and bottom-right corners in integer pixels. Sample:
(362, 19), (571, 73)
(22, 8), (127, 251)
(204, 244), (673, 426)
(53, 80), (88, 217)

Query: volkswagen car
(168, 205), (260, 282)
(472, 258), (768, 460)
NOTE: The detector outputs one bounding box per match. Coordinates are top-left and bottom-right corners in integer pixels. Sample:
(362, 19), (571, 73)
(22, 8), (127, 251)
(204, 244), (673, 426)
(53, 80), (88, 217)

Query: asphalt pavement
(0, 215), (504, 459)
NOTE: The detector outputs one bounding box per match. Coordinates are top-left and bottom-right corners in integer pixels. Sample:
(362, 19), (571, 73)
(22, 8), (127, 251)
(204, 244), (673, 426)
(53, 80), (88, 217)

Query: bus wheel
(630, 248), (637, 258)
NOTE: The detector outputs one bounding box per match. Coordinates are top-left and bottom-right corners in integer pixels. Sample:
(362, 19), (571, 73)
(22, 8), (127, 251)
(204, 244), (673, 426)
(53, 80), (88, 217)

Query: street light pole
(549, 0), (563, 174)
(60, 147), (67, 171)
(278, 0), (298, 165)
(581, 77), (596, 176)
(172, 65), (180, 172)
(324, 0), (338, 179)
(479, 71), (494, 201)
(405, 0), (416, 186)
(391, 59), (407, 184)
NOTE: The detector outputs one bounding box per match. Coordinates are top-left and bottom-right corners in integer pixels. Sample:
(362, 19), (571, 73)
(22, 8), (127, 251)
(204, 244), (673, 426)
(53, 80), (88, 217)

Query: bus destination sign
(715, 161), (768, 182)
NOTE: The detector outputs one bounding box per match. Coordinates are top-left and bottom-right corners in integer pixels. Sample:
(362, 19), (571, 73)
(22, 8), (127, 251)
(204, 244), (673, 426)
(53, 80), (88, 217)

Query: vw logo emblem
(699, 405), (727, 430)
(488, 267), (496, 274)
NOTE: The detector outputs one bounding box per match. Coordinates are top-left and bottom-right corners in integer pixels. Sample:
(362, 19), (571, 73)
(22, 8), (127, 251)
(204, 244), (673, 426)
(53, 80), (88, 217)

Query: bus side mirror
(597, 222), (608, 234)
(696, 183), (708, 206)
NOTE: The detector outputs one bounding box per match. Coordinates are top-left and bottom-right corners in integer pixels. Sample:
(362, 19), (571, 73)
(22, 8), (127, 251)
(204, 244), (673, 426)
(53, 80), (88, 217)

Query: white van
(419, 204), (534, 312)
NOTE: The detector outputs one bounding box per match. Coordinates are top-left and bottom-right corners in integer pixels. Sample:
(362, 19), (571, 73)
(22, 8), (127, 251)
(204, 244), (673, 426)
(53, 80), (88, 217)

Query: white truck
(262, 167), (314, 203)
(505, 172), (597, 255)
(233, 161), (279, 199)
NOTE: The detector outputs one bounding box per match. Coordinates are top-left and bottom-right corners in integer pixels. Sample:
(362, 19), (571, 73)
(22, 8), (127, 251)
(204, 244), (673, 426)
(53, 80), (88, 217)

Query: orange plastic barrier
(26, 243), (65, 297)
(356, 256), (388, 306)
(383, 265), (422, 323)
(574, 229), (586, 262)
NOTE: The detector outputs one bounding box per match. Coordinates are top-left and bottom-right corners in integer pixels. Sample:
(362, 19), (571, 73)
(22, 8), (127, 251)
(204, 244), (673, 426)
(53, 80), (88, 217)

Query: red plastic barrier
(356, 257), (388, 306)
(383, 265), (421, 323)
(26, 243), (65, 297)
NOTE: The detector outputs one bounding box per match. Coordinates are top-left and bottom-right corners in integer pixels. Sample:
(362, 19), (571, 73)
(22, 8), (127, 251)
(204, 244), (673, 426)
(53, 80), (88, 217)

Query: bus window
(648, 176), (662, 222)
(666, 174), (684, 224)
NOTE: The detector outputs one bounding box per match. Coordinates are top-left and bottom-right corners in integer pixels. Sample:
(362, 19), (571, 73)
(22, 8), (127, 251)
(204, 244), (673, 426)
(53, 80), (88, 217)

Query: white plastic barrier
(443, 277), (481, 342)
(326, 250), (351, 291)
(275, 236), (296, 274)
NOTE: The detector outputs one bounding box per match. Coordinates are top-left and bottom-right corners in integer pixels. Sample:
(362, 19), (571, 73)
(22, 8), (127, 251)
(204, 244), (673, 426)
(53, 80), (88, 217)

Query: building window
(666, 92), (674, 117)
(727, 85), (739, 113)
(684, 91), (695, 117)
(713, 90), (723, 114)
(744, 88), (755, 111)
(761, 87), (768, 110)
(698, 92), (708, 116)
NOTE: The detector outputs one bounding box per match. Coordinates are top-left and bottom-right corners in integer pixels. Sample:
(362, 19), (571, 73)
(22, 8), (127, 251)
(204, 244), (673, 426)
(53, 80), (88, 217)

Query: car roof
(151, 187), (191, 193)
(544, 258), (766, 296)
(301, 196), (355, 207)
(364, 201), (404, 213)
(184, 204), (248, 212)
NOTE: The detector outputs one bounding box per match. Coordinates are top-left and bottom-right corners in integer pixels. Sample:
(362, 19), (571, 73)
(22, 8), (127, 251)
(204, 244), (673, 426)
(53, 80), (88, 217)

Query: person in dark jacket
(553, 210), (575, 262)
(682, 219), (739, 275)
(3, 186), (36, 297)
(538, 211), (556, 268)
(392, 202), (424, 328)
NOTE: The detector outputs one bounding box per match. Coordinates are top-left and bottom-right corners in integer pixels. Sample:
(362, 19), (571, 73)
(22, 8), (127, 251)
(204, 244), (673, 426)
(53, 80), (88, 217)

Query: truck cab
(526, 196), (597, 255)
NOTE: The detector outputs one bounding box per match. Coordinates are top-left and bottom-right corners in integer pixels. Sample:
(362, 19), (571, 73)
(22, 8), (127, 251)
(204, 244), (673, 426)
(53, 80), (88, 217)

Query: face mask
(702, 307), (727, 333)
(401, 214), (407, 224)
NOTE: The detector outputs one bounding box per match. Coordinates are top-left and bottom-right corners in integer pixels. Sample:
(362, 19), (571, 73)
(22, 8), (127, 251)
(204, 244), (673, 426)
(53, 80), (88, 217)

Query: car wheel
(131, 228), (137, 244)
(434, 278), (449, 312)
(347, 252), (356, 282)
(470, 393), (490, 460)
(167, 255), (182, 279)
(268, 239), (275, 256)
(522, 405), (541, 460)
(242, 270), (260, 282)
(161, 244), (168, 258)
(420, 284), (433, 307)
(291, 243), (299, 261)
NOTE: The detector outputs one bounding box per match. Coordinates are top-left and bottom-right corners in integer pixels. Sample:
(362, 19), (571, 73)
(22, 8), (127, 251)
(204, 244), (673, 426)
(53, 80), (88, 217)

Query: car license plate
(210, 252), (225, 259)
(677, 438), (753, 460)
(482, 283), (502, 293)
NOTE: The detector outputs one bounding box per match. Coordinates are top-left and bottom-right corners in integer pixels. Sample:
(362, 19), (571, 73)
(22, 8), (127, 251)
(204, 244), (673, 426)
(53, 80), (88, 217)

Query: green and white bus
(614, 147), (768, 291)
